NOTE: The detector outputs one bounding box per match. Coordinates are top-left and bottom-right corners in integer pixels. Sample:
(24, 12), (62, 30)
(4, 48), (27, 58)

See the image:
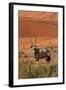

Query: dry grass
(18, 47), (58, 79)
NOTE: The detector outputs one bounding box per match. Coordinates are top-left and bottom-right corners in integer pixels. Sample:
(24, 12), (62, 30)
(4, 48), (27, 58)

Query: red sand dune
(18, 11), (58, 51)
(18, 11), (58, 38)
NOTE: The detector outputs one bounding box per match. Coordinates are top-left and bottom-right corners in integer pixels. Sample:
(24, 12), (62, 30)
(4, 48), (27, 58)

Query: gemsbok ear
(30, 45), (32, 48)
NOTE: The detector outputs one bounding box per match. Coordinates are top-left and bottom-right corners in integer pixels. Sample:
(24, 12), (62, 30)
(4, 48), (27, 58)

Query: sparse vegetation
(18, 38), (58, 79)
(18, 46), (58, 79)
(18, 60), (58, 79)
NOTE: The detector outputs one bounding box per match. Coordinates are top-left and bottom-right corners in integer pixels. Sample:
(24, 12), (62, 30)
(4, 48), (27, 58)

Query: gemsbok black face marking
(30, 38), (51, 62)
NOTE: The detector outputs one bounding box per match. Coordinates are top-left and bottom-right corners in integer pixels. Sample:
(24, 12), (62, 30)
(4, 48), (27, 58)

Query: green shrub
(19, 61), (58, 79)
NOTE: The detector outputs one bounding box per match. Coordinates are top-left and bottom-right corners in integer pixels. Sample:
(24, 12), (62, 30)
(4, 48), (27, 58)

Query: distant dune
(18, 11), (58, 51)
(18, 11), (58, 38)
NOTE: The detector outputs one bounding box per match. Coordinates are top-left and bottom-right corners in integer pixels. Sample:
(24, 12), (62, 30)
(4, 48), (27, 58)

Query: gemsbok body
(30, 38), (51, 62)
